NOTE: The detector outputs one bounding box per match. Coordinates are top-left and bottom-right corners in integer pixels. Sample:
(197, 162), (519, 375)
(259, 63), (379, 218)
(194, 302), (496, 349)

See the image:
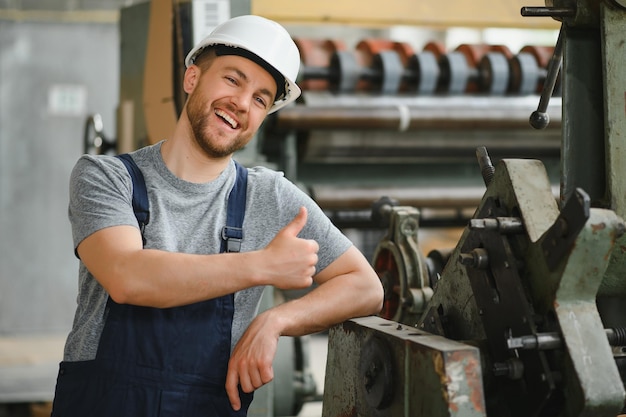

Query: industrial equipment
(258, 39), (563, 228)
(321, 1), (626, 416)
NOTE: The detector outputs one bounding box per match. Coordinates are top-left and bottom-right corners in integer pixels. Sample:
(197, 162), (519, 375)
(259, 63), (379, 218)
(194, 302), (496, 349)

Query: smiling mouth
(215, 109), (239, 129)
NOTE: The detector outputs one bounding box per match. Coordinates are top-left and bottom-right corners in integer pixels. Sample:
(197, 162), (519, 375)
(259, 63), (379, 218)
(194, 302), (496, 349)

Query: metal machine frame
(322, 1), (626, 416)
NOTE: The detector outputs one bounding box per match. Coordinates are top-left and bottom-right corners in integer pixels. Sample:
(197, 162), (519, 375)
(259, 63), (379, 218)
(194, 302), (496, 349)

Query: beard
(186, 91), (249, 159)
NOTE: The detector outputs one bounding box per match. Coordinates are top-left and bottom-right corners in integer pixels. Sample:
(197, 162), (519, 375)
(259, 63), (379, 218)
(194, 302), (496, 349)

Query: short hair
(191, 46), (218, 72)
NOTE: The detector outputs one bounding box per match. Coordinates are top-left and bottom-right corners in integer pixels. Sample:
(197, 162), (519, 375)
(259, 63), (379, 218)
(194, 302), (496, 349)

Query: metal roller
(509, 52), (542, 95)
(372, 50), (405, 94)
(479, 52), (511, 95)
(328, 50), (361, 93)
(293, 37), (345, 91)
(297, 39), (557, 97)
(270, 93), (562, 131)
(438, 50), (471, 94)
(406, 51), (440, 94)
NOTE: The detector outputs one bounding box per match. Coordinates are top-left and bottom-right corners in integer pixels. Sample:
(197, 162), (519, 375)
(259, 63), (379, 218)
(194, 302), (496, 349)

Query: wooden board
(252, 0), (560, 29)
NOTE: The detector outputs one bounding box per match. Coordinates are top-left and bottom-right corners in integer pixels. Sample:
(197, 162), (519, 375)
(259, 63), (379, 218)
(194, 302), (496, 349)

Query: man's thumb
(282, 206), (307, 237)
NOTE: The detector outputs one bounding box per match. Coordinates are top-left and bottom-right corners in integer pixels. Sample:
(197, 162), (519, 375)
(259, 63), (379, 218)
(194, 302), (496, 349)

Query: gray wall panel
(0, 19), (119, 335)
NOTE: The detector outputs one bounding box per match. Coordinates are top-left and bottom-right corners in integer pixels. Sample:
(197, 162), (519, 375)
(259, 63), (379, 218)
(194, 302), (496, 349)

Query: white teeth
(215, 109), (238, 128)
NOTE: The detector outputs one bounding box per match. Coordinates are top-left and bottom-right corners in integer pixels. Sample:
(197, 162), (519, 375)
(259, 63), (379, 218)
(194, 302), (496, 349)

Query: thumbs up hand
(260, 206), (319, 289)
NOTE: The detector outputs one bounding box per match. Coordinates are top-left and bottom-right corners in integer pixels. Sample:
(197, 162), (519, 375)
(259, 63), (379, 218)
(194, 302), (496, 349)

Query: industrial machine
(321, 1), (626, 417)
(258, 37), (563, 231)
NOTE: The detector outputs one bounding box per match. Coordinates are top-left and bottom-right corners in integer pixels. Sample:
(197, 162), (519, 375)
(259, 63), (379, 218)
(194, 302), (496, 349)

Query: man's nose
(230, 91), (252, 111)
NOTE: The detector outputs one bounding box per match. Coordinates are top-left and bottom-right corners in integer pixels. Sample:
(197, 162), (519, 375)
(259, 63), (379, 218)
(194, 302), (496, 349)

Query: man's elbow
(97, 267), (144, 306)
(104, 279), (135, 305)
(354, 271), (384, 316)
(367, 277), (385, 315)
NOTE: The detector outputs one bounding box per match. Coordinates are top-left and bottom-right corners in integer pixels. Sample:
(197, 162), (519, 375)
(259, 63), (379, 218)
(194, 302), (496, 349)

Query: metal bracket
(541, 187), (590, 271)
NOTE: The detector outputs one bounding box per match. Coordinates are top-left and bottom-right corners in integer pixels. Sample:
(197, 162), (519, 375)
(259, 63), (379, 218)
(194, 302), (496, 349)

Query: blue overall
(51, 156), (253, 417)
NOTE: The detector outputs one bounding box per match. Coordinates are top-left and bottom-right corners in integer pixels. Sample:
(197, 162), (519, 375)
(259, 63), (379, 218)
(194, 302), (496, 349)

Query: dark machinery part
(370, 196), (399, 229)
(541, 187), (590, 271)
(371, 201), (434, 325)
(359, 336), (395, 411)
(476, 146), (495, 187)
(84, 113), (116, 155)
(332, 145), (626, 417)
(527, 27), (562, 129)
(522, 7), (568, 130)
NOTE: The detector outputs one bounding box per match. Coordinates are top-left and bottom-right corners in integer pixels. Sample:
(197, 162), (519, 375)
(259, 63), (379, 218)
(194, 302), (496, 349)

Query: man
(51, 14), (383, 417)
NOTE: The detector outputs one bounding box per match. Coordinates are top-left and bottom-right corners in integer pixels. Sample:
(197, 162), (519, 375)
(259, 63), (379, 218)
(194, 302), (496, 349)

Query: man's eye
(255, 97), (268, 108)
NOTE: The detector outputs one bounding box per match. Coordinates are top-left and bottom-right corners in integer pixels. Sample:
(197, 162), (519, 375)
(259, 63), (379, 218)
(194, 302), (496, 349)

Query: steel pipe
(271, 95), (562, 131)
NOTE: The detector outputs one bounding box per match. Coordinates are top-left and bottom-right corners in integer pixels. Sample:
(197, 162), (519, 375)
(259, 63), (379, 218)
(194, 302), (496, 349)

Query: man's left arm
(226, 245), (383, 410)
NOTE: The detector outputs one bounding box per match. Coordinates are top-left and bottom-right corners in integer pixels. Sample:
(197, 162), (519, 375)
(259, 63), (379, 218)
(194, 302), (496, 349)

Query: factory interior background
(4, 1), (626, 417)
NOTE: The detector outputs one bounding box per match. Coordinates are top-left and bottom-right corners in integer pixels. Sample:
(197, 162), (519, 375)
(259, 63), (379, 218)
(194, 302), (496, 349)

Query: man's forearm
(101, 248), (263, 308)
(260, 260), (383, 337)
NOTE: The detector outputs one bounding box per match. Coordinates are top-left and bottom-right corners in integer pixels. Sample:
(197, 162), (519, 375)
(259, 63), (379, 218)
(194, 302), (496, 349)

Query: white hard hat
(185, 15), (302, 114)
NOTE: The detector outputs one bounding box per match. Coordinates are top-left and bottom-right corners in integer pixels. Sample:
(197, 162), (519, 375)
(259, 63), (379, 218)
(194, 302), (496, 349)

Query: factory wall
(0, 18), (119, 335)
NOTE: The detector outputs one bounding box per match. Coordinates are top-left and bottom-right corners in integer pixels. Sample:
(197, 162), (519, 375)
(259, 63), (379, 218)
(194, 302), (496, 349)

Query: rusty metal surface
(322, 316), (486, 417)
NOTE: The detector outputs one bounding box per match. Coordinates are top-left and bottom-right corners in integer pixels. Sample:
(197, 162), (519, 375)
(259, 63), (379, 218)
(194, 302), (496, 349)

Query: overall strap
(221, 161), (248, 253)
(116, 154), (247, 252)
(115, 154), (150, 238)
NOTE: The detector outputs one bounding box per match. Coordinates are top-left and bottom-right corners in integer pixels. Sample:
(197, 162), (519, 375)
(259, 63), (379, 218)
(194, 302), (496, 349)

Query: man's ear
(183, 65), (199, 94)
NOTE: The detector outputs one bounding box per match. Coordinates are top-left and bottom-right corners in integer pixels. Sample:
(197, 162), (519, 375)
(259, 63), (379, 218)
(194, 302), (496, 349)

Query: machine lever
(529, 26), (564, 129)
(521, 5), (574, 129)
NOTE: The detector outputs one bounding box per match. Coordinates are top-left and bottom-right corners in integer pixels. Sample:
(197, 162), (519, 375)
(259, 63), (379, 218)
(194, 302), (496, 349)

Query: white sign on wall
(47, 84), (87, 116)
(192, 0), (230, 45)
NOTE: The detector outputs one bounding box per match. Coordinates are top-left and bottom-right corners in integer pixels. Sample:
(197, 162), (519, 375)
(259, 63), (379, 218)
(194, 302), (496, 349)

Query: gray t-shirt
(64, 141), (352, 361)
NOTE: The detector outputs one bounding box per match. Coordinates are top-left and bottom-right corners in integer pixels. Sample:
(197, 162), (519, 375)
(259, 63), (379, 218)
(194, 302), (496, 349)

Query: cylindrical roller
(519, 45), (560, 95)
(270, 95), (562, 131)
(454, 44), (492, 93)
(294, 38), (345, 91)
(296, 39), (558, 97)
(407, 51), (440, 95)
(482, 46), (515, 95)
(355, 39), (399, 91)
(372, 50), (405, 94)
(478, 52), (510, 95)
(439, 51), (471, 94)
(329, 50), (361, 93)
(509, 52), (542, 95)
